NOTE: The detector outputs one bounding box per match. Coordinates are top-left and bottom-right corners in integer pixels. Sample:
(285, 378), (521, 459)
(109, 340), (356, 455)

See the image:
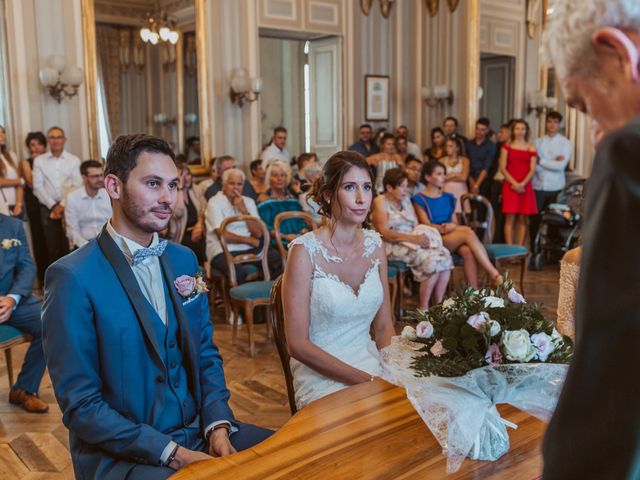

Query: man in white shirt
(33, 126), (82, 264)
(260, 127), (290, 168)
(64, 160), (112, 249)
(396, 125), (423, 159)
(530, 111), (573, 248)
(206, 168), (282, 284)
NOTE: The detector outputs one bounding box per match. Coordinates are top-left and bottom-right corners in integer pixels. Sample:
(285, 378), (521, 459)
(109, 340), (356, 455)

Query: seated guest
(249, 159), (268, 197)
(0, 125), (24, 219)
(465, 118), (496, 198)
(441, 136), (470, 221)
(1, 213), (48, 413)
(260, 127), (290, 168)
(442, 116), (468, 144)
(367, 133), (403, 193)
(292, 153), (317, 194)
(348, 123), (380, 157)
(556, 246), (581, 340)
(204, 155), (257, 202)
(43, 135), (272, 479)
(423, 127), (446, 161)
(257, 161), (307, 245)
(395, 135), (409, 164)
(206, 168), (283, 284)
(194, 157), (217, 208)
(372, 169), (452, 309)
(169, 163), (205, 265)
(404, 156), (424, 196)
(412, 161), (503, 289)
(395, 125), (423, 159)
(64, 160), (111, 249)
(299, 162), (324, 224)
(499, 119), (538, 246)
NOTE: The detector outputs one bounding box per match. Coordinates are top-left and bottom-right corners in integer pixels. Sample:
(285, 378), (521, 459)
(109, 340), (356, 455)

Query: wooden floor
(0, 264), (561, 479)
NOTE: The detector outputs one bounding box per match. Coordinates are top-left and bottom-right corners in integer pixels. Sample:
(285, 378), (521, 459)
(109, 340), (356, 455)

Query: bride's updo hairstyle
(308, 150), (374, 220)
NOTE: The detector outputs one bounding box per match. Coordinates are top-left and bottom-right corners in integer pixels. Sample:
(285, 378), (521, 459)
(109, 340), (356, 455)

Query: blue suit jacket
(42, 228), (235, 479)
(0, 214), (36, 298)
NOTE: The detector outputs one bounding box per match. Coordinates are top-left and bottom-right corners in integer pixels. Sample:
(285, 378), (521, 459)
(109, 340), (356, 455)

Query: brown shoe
(9, 388), (49, 413)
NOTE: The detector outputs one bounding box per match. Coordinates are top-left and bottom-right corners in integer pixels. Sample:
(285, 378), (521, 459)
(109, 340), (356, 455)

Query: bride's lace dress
(288, 229), (384, 409)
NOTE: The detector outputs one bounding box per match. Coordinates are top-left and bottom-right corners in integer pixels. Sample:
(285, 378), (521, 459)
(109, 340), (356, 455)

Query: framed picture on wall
(365, 75), (390, 121)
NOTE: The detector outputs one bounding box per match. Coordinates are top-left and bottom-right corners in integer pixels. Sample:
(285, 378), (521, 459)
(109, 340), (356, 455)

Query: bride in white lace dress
(282, 151), (395, 409)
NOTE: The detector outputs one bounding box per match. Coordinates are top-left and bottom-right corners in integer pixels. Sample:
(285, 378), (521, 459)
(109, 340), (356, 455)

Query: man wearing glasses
(64, 160), (112, 249)
(33, 127), (82, 265)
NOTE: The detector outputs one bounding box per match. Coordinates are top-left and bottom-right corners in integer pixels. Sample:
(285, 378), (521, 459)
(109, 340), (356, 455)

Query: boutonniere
(1, 238), (21, 250)
(174, 273), (209, 300)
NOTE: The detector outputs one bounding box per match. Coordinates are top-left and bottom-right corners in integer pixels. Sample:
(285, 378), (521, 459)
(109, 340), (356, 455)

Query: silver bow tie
(131, 240), (168, 266)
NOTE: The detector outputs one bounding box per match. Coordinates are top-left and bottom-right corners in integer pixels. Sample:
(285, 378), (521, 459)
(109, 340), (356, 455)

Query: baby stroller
(531, 177), (587, 271)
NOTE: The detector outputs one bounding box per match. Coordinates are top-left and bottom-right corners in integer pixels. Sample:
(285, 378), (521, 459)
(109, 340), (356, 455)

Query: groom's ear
(104, 173), (122, 201)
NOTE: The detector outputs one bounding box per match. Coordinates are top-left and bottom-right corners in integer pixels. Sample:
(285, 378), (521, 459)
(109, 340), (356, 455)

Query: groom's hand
(168, 446), (211, 471)
(208, 428), (237, 457)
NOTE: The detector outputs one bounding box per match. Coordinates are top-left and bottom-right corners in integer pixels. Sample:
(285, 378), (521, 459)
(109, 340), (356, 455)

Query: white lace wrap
(381, 336), (568, 472)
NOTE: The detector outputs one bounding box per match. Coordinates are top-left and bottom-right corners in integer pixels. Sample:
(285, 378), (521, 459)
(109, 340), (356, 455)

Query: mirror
(82, 0), (209, 175)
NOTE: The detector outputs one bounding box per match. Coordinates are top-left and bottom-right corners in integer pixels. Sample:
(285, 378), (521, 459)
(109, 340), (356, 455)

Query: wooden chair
(219, 215), (274, 357)
(460, 194), (528, 294)
(0, 325), (32, 389)
(387, 260), (407, 319)
(273, 211), (319, 268)
(270, 276), (297, 415)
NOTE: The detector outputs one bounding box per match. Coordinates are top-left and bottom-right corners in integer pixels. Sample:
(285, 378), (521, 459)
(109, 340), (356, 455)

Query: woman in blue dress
(412, 161), (503, 289)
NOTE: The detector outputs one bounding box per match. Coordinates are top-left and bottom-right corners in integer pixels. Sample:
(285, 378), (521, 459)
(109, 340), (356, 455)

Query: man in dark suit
(42, 134), (271, 480)
(541, 3), (640, 478)
(0, 214), (48, 413)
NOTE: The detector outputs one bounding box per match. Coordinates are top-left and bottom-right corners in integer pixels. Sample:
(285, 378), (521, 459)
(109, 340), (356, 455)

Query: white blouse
(0, 151), (19, 206)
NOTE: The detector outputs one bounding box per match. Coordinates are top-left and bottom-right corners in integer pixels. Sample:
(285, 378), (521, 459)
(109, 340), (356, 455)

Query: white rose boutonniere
(1, 238), (22, 250)
(501, 329), (536, 362)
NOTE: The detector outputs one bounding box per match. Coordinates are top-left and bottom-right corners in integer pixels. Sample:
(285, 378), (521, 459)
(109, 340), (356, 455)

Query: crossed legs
(443, 226), (501, 289)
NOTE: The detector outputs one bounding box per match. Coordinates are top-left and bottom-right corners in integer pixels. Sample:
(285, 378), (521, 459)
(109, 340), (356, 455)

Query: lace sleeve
(363, 229), (382, 258)
(288, 231), (342, 264)
(556, 260), (580, 339)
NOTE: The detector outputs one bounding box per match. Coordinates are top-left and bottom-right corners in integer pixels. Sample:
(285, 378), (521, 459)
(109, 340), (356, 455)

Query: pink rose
(507, 287), (526, 304)
(174, 275), (197, 298)
(430, 340), (448, 357)
(416, 321), (434, 339)
(467, 312), (489, 330)
(485, 343), (503, 365)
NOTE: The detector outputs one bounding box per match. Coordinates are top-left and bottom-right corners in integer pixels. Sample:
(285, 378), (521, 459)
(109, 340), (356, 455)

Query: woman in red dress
(499, 119), (538, 245)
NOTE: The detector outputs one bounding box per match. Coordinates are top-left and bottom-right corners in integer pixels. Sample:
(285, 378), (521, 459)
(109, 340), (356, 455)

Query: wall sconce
(39, 55), (84, 104)
(184, 113), (198, 125)
(152, 113), (175, 125)
(526, 90), (557, 116)
(421, 85), (454, 107)
(229, 68), (263, 107)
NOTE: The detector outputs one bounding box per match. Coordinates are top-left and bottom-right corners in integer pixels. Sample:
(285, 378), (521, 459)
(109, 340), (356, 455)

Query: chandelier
(140, 11), (179, 45)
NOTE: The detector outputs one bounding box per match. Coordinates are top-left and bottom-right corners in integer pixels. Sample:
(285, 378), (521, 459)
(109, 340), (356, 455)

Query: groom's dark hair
(105, 134), (175, 183)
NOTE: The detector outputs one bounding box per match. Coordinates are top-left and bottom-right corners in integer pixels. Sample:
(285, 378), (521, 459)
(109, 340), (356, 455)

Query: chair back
(270, 276), (297, 415)
(460, 194), (494, 243)
(274, 211), (319, 267)
(218, 215), (271, 288)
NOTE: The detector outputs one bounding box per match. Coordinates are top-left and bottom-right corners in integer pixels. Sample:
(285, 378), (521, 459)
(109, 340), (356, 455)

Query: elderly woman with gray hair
(541, 1), (640, 478)
(205, 167), (283, 284)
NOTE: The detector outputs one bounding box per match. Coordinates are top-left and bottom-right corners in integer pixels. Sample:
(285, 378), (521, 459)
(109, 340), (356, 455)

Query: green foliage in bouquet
(402, 279), (574, 378)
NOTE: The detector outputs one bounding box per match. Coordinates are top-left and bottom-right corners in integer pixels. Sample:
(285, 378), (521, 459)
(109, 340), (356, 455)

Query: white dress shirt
(65, 187), (112, 248)
(205, 191), (259, 262)
(0, 152), (19, 206)
(33, 150), (82, 209)
(260, 143), (290, 168)
(406, 141), (423, 160)
(106, 220), (235, 463)
(533, 134), (573, 192)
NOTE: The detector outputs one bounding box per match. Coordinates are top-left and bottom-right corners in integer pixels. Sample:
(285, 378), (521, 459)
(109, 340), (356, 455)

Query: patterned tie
(131, 239), (168, 266)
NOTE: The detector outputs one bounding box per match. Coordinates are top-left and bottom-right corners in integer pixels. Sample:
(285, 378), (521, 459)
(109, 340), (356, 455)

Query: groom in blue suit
(42, 134), (271, 480)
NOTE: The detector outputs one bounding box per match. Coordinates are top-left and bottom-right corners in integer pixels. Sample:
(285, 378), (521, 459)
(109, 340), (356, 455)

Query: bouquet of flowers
(400, 281), (573, 377)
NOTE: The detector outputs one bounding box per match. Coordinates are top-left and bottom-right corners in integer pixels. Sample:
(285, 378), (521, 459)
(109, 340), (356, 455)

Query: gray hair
(222, 167), (245, 184)
(542, 0), (640, 77)
(264, 160), (292, 186)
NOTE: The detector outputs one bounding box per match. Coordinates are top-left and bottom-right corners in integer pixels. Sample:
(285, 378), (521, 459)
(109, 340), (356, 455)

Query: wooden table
(172, 379), (546, 479)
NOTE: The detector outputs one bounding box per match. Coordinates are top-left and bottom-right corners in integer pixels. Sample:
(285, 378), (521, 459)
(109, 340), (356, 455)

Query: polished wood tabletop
(171, 379), (546, 479)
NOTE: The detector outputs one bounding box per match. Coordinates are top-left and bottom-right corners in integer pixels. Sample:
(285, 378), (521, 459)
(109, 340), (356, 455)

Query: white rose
(501, 329), (536, 362)
(401, 326), (418, 341)
(442, 298), (455, 309)
(430, 340), (448, 357)
(507, 287), (526, 304)
(530, 332), (555, 362)
(488, 320), (501, 337)
(484, 296), (505, 308)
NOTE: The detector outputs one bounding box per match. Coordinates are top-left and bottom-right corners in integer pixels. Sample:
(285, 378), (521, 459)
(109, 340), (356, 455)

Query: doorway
(479, 54), (515, 129)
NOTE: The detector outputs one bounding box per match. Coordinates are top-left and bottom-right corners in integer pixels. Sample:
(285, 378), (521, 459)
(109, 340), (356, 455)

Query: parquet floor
(0, 264), (561, 479)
